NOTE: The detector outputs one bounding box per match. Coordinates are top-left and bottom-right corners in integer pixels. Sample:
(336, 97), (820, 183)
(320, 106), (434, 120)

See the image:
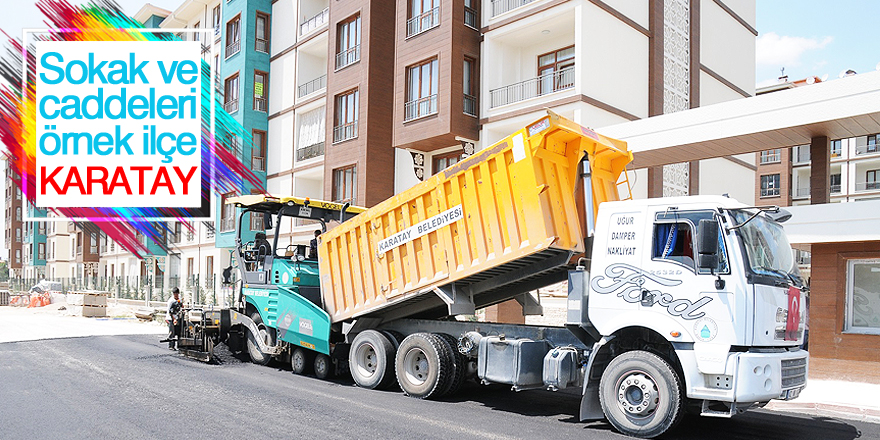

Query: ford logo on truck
(591, 263), (713, 320)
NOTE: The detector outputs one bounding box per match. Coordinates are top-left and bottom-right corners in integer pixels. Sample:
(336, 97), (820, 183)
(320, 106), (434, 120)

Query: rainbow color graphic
(0, 0), (265, 257)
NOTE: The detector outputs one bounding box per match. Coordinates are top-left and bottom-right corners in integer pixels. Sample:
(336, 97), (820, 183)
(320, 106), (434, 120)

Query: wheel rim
(316, 356), (327, 374)
(403, 347), (430, 386)
(355, 343), (378, 378)
(615, 370), (659, 418)
(293, 352), (304, 371)
(257, 324), (270, 346)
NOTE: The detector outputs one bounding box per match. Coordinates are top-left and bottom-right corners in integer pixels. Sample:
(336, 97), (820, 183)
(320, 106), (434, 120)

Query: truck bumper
(679, 348), (808, 403)
(733, 350), (808, 402)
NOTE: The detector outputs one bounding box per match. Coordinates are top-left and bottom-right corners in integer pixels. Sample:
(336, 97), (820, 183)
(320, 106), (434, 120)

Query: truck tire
(292, 347), (314, 375)
(246, 312), (273, 366)
(598, 350), (684, 439)
(349, 330), (396, 390)
(314, 353), (333, 380)
(435, 333), (466, 397)
(395, 333), (453, 399)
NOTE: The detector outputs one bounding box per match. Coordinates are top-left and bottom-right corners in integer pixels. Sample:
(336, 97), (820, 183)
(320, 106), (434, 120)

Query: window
(464, 0), (478, 29)
(252, 130), (266, 172)
(433, 151), (464, 174)
(760, 174), (780, 197)
(51, 242), (55, 259)
(15, 206), (20, 221)
(255, 12), (270, 53)
(868, 170), (880, 190)
(38, 243), (45, 260)
(846, 258), (880, 334)
(336, 14), (361, 69)
(405, 58), (439, 121)
(226, 15), (241, 58)
(407, 0), (440, 38)
(214, 55), (220, 90)
(759, 149), (781, 164)
(831, 139), (842, 157)
(538, 46), (575, 94)
(831, 173), (842, 193)
(187, 257), (194, 280)
(90, 232), (98, 253)
(220, 191), (236, 232)
(15, 228), (20, 242)
(297, 106), (326, 161)
(869, 134), (880, 152)
(332, 165), (357, 204)
(15, 249), (20, 263)
(224, 73), (240, 113)
(206, 256), (214, 282)
(194, 22), (200, 42)
(652, 223), (695, 269)
(250, 189), (265, 231)
(172, 223), (182, 243)
(212, 6), (221, 35)
(463, 57), (477, 117)
(333, 89), (359, 143)
(253, 70), (268, 112)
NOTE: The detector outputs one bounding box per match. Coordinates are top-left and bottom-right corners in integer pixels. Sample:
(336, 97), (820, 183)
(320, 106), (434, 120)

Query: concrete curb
(766, 401), (880, 424)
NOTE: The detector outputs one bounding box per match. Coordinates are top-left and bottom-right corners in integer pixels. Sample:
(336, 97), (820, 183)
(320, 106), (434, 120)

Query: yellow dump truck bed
(318, 111), (632, 324)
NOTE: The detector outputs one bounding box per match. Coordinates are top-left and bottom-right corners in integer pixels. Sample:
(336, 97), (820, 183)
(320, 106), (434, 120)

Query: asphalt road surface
(0, 334), (876, 440)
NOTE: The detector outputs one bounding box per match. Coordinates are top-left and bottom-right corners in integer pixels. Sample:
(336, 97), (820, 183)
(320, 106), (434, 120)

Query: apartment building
(44, 212), (73, 280)
(4, 163), (23, 277)
(21, 204), (47, 280)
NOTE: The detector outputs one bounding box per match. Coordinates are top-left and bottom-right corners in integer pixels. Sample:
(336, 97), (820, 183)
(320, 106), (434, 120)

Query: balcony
(333, 121), (358, 143)
(301, 7), (329, 36)
(297, 142), (325, 161)
(759, 151), (781, 164)
(406, 7), (440, 38)
(335, 45), (360, 70)
(256, 37), (269, 54)
(792, 148), (810, 164)
(855, 181), (880, 192)
(225, 40), (240, 58)
(224, 99), (239, 114)
(252, 156), (265, 172)
(297, 75), (327, 98)
(491, 0), (537, 17)
(254, 97), (267, 112)
(794, 187), (810, 198)
(489, 67), (574, 108)
(831, 184), (842, 194)
(220, 216), (236, 232)
(404, 94), (438, 121)
(463, 94), (478, 117)
(465, 6), (478, 28)
(855, 144), (880, 156)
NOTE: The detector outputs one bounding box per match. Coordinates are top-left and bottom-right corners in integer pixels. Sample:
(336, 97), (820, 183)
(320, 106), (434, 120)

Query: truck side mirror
(697, 219), (719, 270)
(263, 212), (273, 230)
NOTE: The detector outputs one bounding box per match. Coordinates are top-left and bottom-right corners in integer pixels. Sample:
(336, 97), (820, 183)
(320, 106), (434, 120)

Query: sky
(755, 0), (880, 87)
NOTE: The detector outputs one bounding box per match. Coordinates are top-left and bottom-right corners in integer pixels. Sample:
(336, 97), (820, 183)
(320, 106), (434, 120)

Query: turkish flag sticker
(785, 287), (801, 341)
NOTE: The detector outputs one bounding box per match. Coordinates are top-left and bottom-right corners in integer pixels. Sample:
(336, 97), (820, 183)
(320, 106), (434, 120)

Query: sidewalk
(763, 379), (880, 423)
(0, 302), (166, 344)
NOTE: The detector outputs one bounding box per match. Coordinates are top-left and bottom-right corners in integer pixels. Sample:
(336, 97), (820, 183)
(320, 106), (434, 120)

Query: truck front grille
(781, 357), (807, 388)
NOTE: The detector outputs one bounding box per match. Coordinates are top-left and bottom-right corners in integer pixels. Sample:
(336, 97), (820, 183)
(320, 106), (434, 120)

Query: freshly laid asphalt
(0, 334), (876, 440)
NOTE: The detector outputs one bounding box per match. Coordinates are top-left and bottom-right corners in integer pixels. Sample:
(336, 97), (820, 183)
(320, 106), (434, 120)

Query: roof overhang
(784, 200), (880, 245)
(598, 70), (880, 169)
(133, 4), (171, 25)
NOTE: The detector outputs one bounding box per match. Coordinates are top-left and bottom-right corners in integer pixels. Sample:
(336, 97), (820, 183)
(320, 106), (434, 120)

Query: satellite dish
(806, 77), (815, 85)
(839, 70), (848, 78)
(821, 74), (829, 82)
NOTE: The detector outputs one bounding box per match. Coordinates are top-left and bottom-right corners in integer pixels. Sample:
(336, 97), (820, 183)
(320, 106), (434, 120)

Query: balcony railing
(297, 75), (327, 98)
(795, 187), (810, 197)
(855, 181), (880, 192)
(220, 216), (235, 232)
(297, 142), (325, 161)
(831, 184), (842, 194)
(463, 94), (478, 117)
(489, 67), (575, 108)
(225, 39), (240, 58)
(404, 94), (438, 121)
(491, 0), (537, 17)
(465, 7), (478, 28)
(301, 7), (329, 35)
(333, 121), (358, 143)
(759, 151), (781, 163)
(254, 97), (267, 112)
(252, 156), (265, 172)
(792, 148), (810, 164)
(256, 38), (269, 54)
(856, 144), (880, 155)
(224, 99), (239, 114)
(760, 188), (780, 197)
(335, 45), (360, 70)
(406, 7), (440, 38)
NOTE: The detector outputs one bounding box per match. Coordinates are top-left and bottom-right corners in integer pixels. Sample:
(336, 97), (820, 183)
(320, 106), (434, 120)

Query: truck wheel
(349, 330), (396, 390)
(435, 333), (466, 397)
(314, 353), (333, 380)
(598, 350), (684, 439)
(395, 333), (453, 399)
(246, 312), (273, 366)
(292, 347), (314, 375)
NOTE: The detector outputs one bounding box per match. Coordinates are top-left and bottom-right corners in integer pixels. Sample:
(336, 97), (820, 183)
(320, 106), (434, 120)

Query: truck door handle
(640, 289), (654, 306)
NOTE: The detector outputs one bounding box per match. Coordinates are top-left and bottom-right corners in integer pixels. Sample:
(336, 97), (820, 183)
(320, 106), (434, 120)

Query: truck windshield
(730, 210), (801, 285)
